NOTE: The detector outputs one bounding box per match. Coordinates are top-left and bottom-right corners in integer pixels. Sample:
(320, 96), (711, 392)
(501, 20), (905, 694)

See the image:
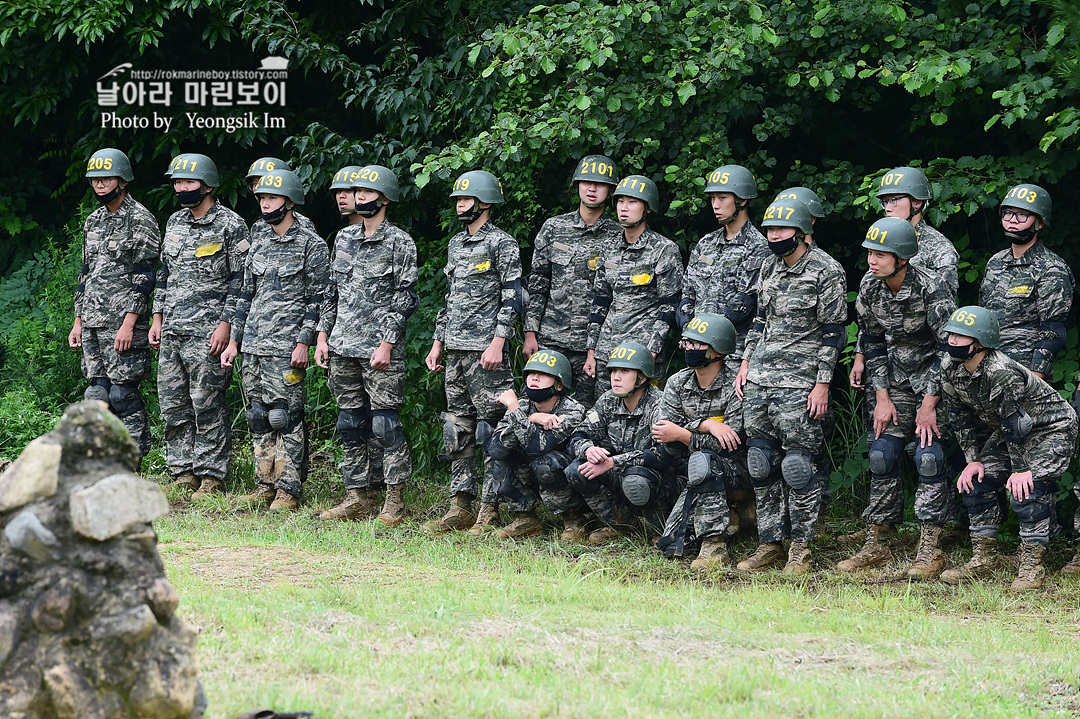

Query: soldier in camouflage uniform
(525, 155), (623, 407)
(245, 157), (319, 234)
(424, 170), (522, 535)
(566, 342), (679, 543)
(149, 153), (249, 498)
(838, 218), (956, 578)
(938, 307), (1078, 591)
(221, 169), (332, 511)
(315, 165), (418, 525)
(70, 148), (161, 457)
(655, 314), (750, 569)
(679, 165), (769, 360)
(585, 175), (682, 386)
(485, 349), (587, 539)
(735, 199), (846, 574)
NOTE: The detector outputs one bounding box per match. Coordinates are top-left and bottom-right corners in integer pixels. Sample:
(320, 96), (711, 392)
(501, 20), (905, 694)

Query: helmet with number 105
(875, 166), (931, 201)
(682, 313), (736, 355)
(613, 175), (660, 213)
(704, 164), (758, 199)
(760, 199), (814, 235)
(571, 154), (619, 187)
(606, 342), (657, 378)
(523, 349), (573, 389)
(944, 306), (1000, 349)
(351, 164), (401, 202)
(255, 169), (305, 205)
(1000, 183), (1051, 226)
(861, 217), (918, 259)
(450, 170), (504, 204)
(85, 148), (134, 182)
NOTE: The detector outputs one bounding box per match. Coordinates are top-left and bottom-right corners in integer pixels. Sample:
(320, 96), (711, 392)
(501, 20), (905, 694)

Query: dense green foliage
(2, 0), (1079, 508)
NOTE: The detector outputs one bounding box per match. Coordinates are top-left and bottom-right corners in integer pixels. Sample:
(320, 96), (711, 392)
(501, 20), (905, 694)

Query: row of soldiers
(71, 148), (1078, 590)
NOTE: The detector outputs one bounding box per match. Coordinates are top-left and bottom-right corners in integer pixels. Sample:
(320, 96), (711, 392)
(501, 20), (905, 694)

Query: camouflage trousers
(564, 460), (679, 534)
(80, 322), (152, 455)
(961, 427), (1075, 544)
(660, 451), (750, 555)
(157, 330), (232, 481)
(743, 382), (824, 544)
(861, 384), (951, 528)
(546, 345), (597, 408)
(494, 448), (584, 516)
(443, 349), (512, 502)
(327, 353), (412, 489)
(240, 353), (307, 499)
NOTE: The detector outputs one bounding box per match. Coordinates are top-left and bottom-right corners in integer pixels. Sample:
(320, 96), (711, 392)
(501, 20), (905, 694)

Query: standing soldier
(938, 307), (1078, 590)
(424, 171), (522, 535)
(315, 165), (418, 525)
(655, 314), (750, 569)
(69, 148), (160, 457)
(221, 169), (332, 510)
(525, 155), (622, 407)
(838, 218), (956, 578)
(149, 153), (249, 498)
(245, 157), (319, 233)
(566, 343), (677, 544)
(679, 164), (769, 361)
(735, 199), (847, 574)
(585, 175), (682, 384)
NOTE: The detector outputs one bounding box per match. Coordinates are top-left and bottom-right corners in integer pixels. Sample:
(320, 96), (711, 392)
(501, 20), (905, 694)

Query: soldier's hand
(220, 341), (239, 368)
(1032, 371), (1045, 380)
(585, 446), (611, 464)
(148, 318), (162, 350)
(584, 350), (596, 378)
(314, 340), (329, 369)
(523, 332), (539, 359)
(735, 360), (749, 399)
(580, 455), (614, 479)
(481, 338), (504, 370)
(426, 342), (444, 372)
(291, 342), (310, 369)
(915, 402), (940, 447)
(872, 391), (898, 438)
(1006, 470), (1034, 501)
(497, 389), (520, 411)
(849, 353), (865, 390)
(68, 319), (82, 349)
(529, 412), (562, 429)
(209, 321), (231, 357)
(370, 342), (392, 371)
(651, 420), (689, 445)
(703, 420), (742, 452)
(956, 462), (984, 494)
(114, 324), (134, 353)
(807, 382), (830, 420)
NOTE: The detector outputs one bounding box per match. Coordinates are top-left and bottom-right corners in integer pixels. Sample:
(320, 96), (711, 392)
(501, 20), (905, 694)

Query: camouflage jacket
(587, 227), (683, 356)
(231, 217), (332, 356)
(154, 200), (249, 337)
(75, 193), (161, 330)
(494, 394), (587, 457)
(434, 221), (522, 351)
(660, 363), (745, 456)
(978, 240), (1074, 376)
(912, 218), (959, 298)
(856, 264), (955, 397)
(324, 220), (418, 360)
(744, 245), (847, 389)
(525, 210), (622, 349)
(569, 384), (664, 469)
(941, 349), (1078, 473)
(682, 221), (769, 360)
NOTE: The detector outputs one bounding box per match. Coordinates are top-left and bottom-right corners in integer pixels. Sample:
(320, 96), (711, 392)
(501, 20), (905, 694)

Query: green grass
(155, 476), (1080, 719)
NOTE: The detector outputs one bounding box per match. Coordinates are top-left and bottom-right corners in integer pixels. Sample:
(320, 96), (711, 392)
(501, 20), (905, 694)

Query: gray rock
(0, 437), (60, 512)
(0, 608), (18, 666)
(30, 579), (73, 633)
(44, 663), (106, 719)
(4, 510), (61, 562)
(146, 578), (180, 621)
(69, 473), (169, 541)
(90, 604), (157, 645)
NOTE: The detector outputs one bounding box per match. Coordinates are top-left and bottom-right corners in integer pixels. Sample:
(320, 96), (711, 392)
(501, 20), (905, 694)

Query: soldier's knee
(530, 450), (571, 487)
(83, 377), (111, 404)
(747, 438), (781, 487)
(868, 435), (904, 477)
(336, 408), (371, 448)
(781, 449), (816, 491)
(268, 401), (299, 432)
(687, 451), (725, 493)
(371, 409), (405, 449)
(476, 418), (496, 449)
(439, 412), (476, 461)
(621, 466), (659, 507)
(914, 442), (947, 482)
(247, 401), (272, 435)
(565, 459), (589, 489)
(1010, 480), (1056, 523)
(107, 384), (142, 418)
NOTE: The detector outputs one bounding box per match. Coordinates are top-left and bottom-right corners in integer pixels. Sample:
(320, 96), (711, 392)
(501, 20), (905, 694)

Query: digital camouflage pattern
(434, 221), (522, 350)
(681, 222), (770, 359)
(443, 349), (513, 501)
(240, 356), (307, 498)
(80, 323), (152, 454)
(587, 228), (683, 356)
(911, 218), (959, 298)
(743, 244), (847, 389)
(569, 384), (665, 468)
(978, 240), (1074, 376)
(324, 219), (418, 360)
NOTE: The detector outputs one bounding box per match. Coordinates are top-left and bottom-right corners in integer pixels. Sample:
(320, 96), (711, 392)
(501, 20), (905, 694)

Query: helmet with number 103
(1000, 183), (1051, 226)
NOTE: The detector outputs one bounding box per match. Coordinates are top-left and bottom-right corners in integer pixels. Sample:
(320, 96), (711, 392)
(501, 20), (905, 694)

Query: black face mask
(355, 199), (382, 217)
(525, 385), (557, 403)
(261, 204), (289, 225)
(457, 204), (485, 224)
(1004, 225), (1038, 245)
(768, 236), (799, 257)
(94, 185), (123, 205)
(176, 188), (204, 208)
(684, 348), (711, 368)
(947, 343), (978, 363)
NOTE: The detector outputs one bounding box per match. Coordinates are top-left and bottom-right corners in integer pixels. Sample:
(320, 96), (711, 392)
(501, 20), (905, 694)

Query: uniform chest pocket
(279, 261), (305, 280)
(549, 242), (574, 268)
(105, 229), (134, 256)
(358, 249), (395, 280)
(251, 255), (268, 277)
(195, 241), (224, 259)
(164, 234), (183, 258)
(463, 253), (494, 277)
(331, 255), (353, 277)
(617, 265), (656, 290)
(1004, 280), (1035, 299)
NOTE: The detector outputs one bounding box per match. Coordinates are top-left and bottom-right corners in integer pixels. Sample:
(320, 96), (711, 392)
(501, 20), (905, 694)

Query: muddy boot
(784, 541), (812, 575)
(1062, 547), (1080, 576)
(269, 488), (300, 511)
(318, 489), (372, 521)
(376, 484), (407, 527)
(190, 477), (224, 501)
(497, 510), (544, 540)
(559, 512), (589, 542)
(940, 536), (1000, 585)
(836, 524), (893, 572)
(243, 483), (277, 507)
(690, 536), (730, 570)
(170, 471), (200, 492)
(587, 525), (633, 545)
(907, 525), (946, 580)
(736, 541), (785, 572)
(467, 501), (503, 536)
(1010, 542), (1047, 591)
(422, 493), (477, 535)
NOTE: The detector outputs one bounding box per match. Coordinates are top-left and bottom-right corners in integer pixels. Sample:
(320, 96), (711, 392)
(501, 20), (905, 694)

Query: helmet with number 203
(86, 148), (134, 182)
(682, 313), (736, 355)
(1000, 183), (1051, 226)
(255, 169), (305, 205)
(606, 342), (657, 378)
(523, 349), (573, 389)
(944, 306), (1000, 349)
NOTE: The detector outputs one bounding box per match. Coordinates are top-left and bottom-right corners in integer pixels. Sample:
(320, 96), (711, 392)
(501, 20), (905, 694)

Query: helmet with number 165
(704, 164), (757, 199)
(85, 148), (134, 182)
(944, 306), (1000, 349)
(1000, 183), (1051, 226)
(606, 342), (657, 378)
(682, 313), (736, 355)
(861, 217), (918, 259)
(613, 175), (660, 213)
(255, 169), (305, 205)
(523, 349), (573, 389)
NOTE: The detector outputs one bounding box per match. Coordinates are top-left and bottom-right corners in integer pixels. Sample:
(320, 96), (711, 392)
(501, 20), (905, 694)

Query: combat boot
(784, 541), (812, 575)
(1010, 542), (1047, 591)
(559, 512), (589, 542)
(376, 484), (407, 527)
(170, 471), (200, 492)
(1062, 547), (1080, 576)
(586, 525), (633, 545)
(191, 477), (224, 500)
(836, 524), (893, 572)
(422, 493), (477, 535)
(907, 525), (946, 579)
(725, 509), (740, 537)
(242, 483), (277, 507)
(940, 536), (1000, 584)
(736, 541), (785, 572)
(690, 536), (730, 570)
(269, 488), (300, 511)
(496, 510), (544, 540)
(318, 488), (374, 521)
(467, 502), (503, 536)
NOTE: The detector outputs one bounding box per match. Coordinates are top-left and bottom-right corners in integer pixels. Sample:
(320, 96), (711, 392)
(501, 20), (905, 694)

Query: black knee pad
(530, 450), (571, 487)
(485, 430), (515, 461)
(868, 435), (904, 478)
(565, 459), (591, 490)
(83, 377), (111, 404)
(1010, 480), (1056, 523)
(267, 400), (291, 431)
(336, 408), (371, 448)
(107, 384), (143, 418)
(782, 449), (817, 491)
(621, 466), (659, 507)
(476, 419), (496, 449)
(247, 401), (273, 435)
(914, 441), (947, 483)
(371, 409), (405, 449)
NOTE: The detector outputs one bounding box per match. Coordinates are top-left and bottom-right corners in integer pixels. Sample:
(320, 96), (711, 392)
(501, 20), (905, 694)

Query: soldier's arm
(152, 220), (173, 315)
(524, 223), (553, 335)
(1031, 262), (1074, 375)
(994, 365), (1036, 473)
(816, 265), (848, 384)
(722, 240), (766, 327)
(924, 280), (957, 397)
(221, 217), (251, 325)
(306, 237), (333, 346)
(856, 287), (889, 392)
(74, 221), (90, 318)
(569, 406), (605, 458)
(494, 232), (522, 340)
(943, 379), (981, 463)
(648, 242), (683, 354)
(586, 249), (612, 350)
(230, 230), (256, 344)
(127, 209), (161, 318)
(384, 233), (419, 345)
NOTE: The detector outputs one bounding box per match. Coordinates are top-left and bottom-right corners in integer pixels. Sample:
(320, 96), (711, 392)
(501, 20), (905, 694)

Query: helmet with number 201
(861, 217), (918, 259)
